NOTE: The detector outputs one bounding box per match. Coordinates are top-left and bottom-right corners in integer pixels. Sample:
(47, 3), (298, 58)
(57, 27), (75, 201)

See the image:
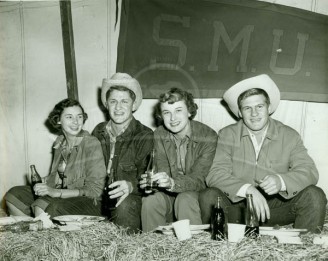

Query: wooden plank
(60, 0), (78, 100)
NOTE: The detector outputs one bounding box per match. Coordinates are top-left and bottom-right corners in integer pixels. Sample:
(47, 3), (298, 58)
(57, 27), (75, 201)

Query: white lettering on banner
(270, 30), (309, 75)
(152, 15), (310, 75)
(152, 14), (190, 67)
(208, 21), (254, 73)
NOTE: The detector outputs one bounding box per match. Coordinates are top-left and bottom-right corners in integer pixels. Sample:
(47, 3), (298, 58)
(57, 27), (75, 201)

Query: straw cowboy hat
(223, 74), (280, 117)
(101, 72), (143, 111)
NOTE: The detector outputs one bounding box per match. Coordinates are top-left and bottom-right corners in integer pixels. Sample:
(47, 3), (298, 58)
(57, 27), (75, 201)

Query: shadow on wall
(220, 99), (238, 122)
(96, 86), (109, 121)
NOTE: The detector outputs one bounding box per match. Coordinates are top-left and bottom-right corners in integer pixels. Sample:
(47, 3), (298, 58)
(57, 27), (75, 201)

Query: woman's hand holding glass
(139, 172), (173, 193)
(153, 172), (173, 189)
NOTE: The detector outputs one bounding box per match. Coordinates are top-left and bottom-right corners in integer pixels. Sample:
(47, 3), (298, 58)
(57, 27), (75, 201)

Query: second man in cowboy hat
(199, 74), (327, 233)
(92, 72), (153, 233)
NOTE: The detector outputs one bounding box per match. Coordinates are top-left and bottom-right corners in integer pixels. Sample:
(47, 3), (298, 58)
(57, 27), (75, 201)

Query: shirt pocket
(270, 160), (290, 174)
(119, 163), (138, 181)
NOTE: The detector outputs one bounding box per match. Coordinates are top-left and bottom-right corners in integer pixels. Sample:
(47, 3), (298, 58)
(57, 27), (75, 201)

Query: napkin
(34, 212), (54, 229)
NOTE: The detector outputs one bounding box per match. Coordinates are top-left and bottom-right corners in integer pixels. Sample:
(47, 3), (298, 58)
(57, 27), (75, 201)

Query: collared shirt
(237, 123), (287, 197)
(53, 133), (84, 188)
(154, 120), (218, 193)
(170, 133), (190, 175)
(247, 124), (269, 162)
(169, 122), (192, 175)
(105, 118), (132, 175)
(92, 117), (154, 196)
(46, 130), (107, 199)
(236, 125), (268, 198)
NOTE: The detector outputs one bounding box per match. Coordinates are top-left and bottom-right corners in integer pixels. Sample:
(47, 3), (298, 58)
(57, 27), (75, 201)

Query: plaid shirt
(105, 119), (131, 176)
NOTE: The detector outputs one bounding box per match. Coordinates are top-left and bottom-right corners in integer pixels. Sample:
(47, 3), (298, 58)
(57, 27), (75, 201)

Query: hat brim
(101, 78), (143, 111)
(223, 74), (280, 117)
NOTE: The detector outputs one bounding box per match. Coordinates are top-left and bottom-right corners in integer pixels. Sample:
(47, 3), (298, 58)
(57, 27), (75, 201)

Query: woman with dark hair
(5, 98), (106, 217)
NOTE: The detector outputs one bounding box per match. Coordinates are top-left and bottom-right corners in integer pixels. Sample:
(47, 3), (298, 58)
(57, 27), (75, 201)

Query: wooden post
(60, 0), (78, 100)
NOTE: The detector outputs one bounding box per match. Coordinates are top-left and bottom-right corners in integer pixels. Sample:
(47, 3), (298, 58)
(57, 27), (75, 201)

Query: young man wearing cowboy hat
(92, 72), (153, 233)
(199, 74), (327, 233)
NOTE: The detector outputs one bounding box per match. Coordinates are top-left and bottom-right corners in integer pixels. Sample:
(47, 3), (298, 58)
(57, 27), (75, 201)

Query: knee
(176, 191), (198, 205)
(199, 187), (221, 206)
(142, 192), (166, 211)
(5, 186), (17, 197)
(5, 186), (23, 201)
(4, 188), (15, 203)
(301, 185), (327, 208)
(117, 195), (141, 215)
(44, 201), (60, 217)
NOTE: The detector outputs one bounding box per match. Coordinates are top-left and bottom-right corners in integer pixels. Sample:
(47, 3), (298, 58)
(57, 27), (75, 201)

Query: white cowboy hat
(223, 74), (280, 117)
(101, 72), (143, 111)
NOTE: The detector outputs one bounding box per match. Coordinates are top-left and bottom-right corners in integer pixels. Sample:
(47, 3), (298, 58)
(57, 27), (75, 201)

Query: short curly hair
(48, 98), (88, 131)
(155, 87), (198, 120)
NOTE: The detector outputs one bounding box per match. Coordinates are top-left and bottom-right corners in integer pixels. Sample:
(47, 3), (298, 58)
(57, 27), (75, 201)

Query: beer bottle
(211, 196), (225, 240)
(30, 165), (42, 198)
(145, 150), (157, 193)
(103, 171), (117, 219)
(245, 193), (259, 238)
(107, 172), (117, 210)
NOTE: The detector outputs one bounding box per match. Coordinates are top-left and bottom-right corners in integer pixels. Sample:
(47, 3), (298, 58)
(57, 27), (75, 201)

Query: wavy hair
(155, 87), (198, 120)
(105, 85), (136, 102)
(48, 98), (88, 132)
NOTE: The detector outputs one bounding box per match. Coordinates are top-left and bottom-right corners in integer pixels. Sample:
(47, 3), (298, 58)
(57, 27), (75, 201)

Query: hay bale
(1, 210), (328, 261)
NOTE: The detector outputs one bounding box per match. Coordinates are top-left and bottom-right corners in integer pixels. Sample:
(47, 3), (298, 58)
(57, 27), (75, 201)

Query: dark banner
(117, 0), (328, 102)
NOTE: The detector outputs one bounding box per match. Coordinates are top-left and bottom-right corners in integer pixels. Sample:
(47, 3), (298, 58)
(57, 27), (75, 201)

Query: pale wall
(0, 0), (327, 209)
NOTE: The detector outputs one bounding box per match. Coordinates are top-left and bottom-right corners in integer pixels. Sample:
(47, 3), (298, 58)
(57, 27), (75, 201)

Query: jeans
(109, 193), (142, 234)
(199, 185), (327, 233)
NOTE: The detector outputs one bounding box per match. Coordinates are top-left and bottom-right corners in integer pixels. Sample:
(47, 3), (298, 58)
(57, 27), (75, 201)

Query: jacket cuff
(166, 178), (175, 192)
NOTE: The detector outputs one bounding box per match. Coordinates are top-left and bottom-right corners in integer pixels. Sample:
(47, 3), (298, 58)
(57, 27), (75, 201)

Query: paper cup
(228, 223), (246, 243)
(172, 219), (192, 241)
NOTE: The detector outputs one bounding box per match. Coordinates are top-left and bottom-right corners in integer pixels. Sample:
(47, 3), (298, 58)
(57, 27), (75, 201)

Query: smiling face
(160, 100), (191, 137)
(239, 94), (271, 135)
(106, 89), (135, 126)
(59, 105), (84, 138)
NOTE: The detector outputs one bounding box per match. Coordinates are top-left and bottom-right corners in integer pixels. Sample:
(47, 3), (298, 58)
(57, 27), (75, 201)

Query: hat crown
(101, 72), (143, 111)
(110, 72), (133, 81)
(223, 74), (280, 117)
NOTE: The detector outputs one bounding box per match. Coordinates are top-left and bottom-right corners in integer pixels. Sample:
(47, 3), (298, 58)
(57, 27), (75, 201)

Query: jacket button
(293, 191), (298, 195)
(224, 192), (229, 196)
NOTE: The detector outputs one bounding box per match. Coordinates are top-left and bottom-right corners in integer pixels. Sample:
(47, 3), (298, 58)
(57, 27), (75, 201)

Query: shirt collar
(240, 117), (279, 141)
(53, 130), (85, 150)
(106, 117), (133, 140)
(168, 121), (191, 142)
(164, 120), (203, 143)
(246, 123), (269, 139)
(170, 131), (191, 144)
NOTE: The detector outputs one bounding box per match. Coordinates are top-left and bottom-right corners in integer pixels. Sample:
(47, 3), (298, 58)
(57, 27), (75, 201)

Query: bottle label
(245, 226), (259, 238)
